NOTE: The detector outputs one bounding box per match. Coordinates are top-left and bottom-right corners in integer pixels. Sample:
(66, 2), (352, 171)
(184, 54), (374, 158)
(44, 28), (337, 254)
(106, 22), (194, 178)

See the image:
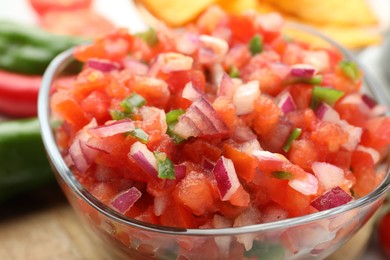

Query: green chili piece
(130, 128), (149, 143)
(283, 128), (302, 152)
(271, 171), (293, 180)
(135, 28), (158, 46)
(121, 93), (146, 113)
(249, 35), (263, 55)
(154, 152), (175, 179)
(310, 86), (344, 109)
(229, 66), (240, 78)
(339, 60), (359, 81)
(166, 109), (185, 124)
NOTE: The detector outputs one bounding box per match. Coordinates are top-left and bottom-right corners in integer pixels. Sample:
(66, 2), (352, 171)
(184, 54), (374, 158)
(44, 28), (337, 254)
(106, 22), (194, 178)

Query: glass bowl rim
(38, 22), (390, 236)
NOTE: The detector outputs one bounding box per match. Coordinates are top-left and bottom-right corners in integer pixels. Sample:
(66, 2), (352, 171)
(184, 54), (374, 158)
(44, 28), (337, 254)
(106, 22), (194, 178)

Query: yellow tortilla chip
(217, 0), (274, 14)
(136, 0), (217, 27)
(263, 0), (378, 26)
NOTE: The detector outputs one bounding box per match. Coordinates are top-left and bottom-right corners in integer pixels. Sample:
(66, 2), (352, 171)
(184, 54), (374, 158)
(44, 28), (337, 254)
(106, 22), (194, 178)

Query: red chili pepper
(0, 70), (42, 118)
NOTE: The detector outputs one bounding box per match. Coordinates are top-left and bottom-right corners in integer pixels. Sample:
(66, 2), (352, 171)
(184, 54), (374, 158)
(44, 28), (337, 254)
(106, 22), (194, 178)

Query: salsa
(52, 6), (389, 233)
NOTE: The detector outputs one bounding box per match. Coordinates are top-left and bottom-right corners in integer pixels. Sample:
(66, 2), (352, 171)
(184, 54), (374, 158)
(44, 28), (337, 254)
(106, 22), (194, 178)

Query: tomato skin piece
(28, 0), (93, 16)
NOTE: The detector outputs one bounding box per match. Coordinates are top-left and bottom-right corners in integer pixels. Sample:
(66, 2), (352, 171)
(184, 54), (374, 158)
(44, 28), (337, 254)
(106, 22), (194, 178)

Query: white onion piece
(339, 120), (363, 151)
(302, 50), (330, 72)
(69, 139), (89, 174)
(288, 173), (318, 195)
(232, 125), (257, 142)
(233, 80), (261, 115)
(213, 215), (233, 257)
(256, 12), (284, 33)
(176, 32), (199, 55)
(182, 82), (202, 102)
(129, 141), (158, 177)
(312, 162), (345, 191)
(252, 150), (284, 162)
(123, 59), (148, 75)
(237, 139), (263, 155)
(198, 35), (229, 64)
(87, 58), (120, 72)
(110, 187), (142, 214)
(356, 145), (380, 164)
(154, 195), (169, 216)
(149, 52), (193, 76)
(218, 73), (238, 98)
(277, 92), (296, 114)
(290, 64), (317, 78)
(233, 207), (262, 251)
(370, 104), (388, 117)
(88, 119), (135, 137)
(269, 63), (290, 79)
(171, 115), (201, 139)
(212, 156), (240, 201)
(310, 187), (353, 211)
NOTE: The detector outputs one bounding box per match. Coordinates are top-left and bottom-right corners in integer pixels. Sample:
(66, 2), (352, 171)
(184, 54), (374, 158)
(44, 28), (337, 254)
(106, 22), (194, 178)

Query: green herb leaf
(167, 125), (186, 144)
(271, 171), (293, 180)
(339, 60), (359, 81)
(135, 28), (158, 46)
(310, 86), (344, 109)
(154, 152), (175, 179)
(249, 35), (263, 55)
(121, 93), (146, 113)
(110, 110), (131, 120)
(283, 128), (302, 152)
(306, 75), (323, 85)
(166, 109), (185, 124)
(130, 128), (149, 143)
(229, 66), (240, 78)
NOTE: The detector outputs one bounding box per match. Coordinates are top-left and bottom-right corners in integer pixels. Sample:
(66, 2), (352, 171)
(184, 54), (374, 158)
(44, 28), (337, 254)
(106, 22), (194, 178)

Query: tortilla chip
(136, 0), (217, 27)
(263, 0), (378, 26)
(217, 0), (275, 14)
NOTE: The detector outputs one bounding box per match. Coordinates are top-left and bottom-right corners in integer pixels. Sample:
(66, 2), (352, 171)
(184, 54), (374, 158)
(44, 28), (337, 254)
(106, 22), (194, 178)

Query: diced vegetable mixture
(52, 6), (390, 230)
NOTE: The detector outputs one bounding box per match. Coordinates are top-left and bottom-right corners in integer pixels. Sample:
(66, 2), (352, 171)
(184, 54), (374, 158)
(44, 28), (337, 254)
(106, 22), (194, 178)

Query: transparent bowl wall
(38, 24), (390, 260)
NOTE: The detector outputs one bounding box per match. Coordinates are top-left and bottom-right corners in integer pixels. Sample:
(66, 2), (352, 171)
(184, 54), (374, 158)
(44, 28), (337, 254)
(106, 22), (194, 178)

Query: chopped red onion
(217, 72), (238, 98)
(233, 207), (261, 250)
(310, 187), (353, 211)
(302, 50), (330, 72)
(278, 92), (296, 114)
(315, 103), (340, 122)
(232, 125), (257, 142)
(198, 35), (229, 64)
(269, 63), (291, 79)
(149, 52), (193, 76)
(290, 64), (317, 78)
(182, 82), (202, 102)
(233, 80), (261, 115)
(110, 187), (142, 214)
(129, 141), (158, 177)
(212, 156), (240, 201)
(69, 139), (89, 174)
(174, 164), (187, 181)
(237, 139), (263, 155)
(252, 150), (283, 162)
(87, 58), (120, 72)
(88, 119), (135, 137)
(339, 120), (362, 151)
(312, 162), (345, 191)
(202, 157), (215, 171)
(361, 94), (377, 108)
(172, 97), (229, 138)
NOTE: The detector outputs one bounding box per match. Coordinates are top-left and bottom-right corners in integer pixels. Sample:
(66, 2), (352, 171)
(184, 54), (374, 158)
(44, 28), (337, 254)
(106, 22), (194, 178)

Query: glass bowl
(38, 23), (390, 260)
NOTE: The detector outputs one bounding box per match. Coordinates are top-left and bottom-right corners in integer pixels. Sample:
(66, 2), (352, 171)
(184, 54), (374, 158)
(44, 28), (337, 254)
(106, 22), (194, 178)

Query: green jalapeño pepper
(0, 118), (54, 202)
(0, 20), (85, 75)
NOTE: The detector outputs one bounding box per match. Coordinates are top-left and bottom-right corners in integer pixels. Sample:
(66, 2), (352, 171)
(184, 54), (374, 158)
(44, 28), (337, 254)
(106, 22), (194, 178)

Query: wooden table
(0, 183), (377, 260)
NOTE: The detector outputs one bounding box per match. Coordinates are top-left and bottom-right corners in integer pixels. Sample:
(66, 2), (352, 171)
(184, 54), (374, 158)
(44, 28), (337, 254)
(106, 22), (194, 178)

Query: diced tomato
(160, 200), (199, 228)
(289, 84), (313, 110)
(174, 170), (217, 216)
(360, 117), (390, 153)
(213, 96), (239, 131)
(322, 70), (361, 95)
(310, 121), (348, 152)
(259, 116), (293, 153)
(227, 14), (255, 44)
(229, 185), (250, 207)
(289, 139), (318, 171)
(223, 143), (257, 182)
(54, 98), (91, 131)
(165, 70), (206, 93)
(252, 95), (282, 136)
(128, 76), (170, 108)
(334, 101), (368, 127)
(80, 90), (111, 123)
(182, 139), (222, 164)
